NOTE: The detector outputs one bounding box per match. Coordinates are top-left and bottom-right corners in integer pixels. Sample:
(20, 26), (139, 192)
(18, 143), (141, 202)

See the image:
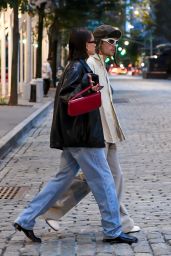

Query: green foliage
(128, 0), (153, 26)
(0, 0), (7, 9)
(45, 0), (125, 46)
(48, 0), (125, 29)
(94, 0), (126, 28)
(46, 0), (97, 29)
(0, 97), (8, 105)
(151, 0), (171, 42)
(128, 0), (171, 42)
(0, 0), (29, 12)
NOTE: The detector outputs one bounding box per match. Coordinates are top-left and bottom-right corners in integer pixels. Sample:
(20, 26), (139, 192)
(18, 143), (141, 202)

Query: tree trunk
(48, 32), (53, 60)
(48, 21), (59, 88)
(9, 1), (19, 105)
(51, 40), (57, 87)
(35, 7), (44, 78)
(47, 32), (57, 87)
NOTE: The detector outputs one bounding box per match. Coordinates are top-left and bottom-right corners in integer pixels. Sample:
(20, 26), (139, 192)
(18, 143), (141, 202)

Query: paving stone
(60, 237), (76, 255)
(151, 243), (171, 255)
(149, 238), (165, 244)
(133, 241), (152, 254)
(96, 253), (114, 256)
(147, 232), (163, 239)
(95, 241), (114, 254)
(134, 254), (153, 256)
(168, 240), (171, 246)
(3, 252), (20, 256)
(112, 244), (134, 256)
(40, 240), (61, 255)
(163, 234), (171, 241)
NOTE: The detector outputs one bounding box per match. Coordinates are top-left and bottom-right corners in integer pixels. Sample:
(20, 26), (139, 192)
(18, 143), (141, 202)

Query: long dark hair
(68, 28), (92, 61)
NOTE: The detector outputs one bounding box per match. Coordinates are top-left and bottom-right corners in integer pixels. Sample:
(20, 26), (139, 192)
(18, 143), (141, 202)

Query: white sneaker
(46, 219), (59, 231)
(126, 225), (141, 233)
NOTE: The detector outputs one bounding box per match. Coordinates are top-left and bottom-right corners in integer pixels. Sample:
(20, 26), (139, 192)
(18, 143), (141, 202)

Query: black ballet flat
(13, 223), (42, 243)
(103, 232), (138, 244)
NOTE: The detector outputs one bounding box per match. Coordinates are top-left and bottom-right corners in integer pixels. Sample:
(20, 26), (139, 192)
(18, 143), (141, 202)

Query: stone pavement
(0, 77), (171, 256)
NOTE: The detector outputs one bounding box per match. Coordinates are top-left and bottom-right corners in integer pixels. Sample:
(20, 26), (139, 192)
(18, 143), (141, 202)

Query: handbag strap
(70, 60), (94, 101)
(70, 74), (94, 100)
(70, 85), (92, 100)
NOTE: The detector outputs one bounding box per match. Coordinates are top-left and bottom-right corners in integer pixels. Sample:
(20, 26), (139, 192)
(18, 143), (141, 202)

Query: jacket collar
(79, 59), (92, 73)
(93, 53), (104, 61)
(92, 54), (106, 67)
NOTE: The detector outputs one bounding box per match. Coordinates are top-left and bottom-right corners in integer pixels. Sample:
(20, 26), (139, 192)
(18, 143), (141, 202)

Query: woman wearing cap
(13, 28), (137, 244)
(87, 24), (140, 233)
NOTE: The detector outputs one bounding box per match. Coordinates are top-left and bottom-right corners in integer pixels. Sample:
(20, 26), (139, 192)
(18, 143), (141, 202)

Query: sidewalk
(0, 88), (55, 160)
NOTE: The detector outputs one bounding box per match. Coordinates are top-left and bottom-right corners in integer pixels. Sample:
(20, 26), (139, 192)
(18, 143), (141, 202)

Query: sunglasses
(88, 40), (96, 44)
(101, 38), (118, 46)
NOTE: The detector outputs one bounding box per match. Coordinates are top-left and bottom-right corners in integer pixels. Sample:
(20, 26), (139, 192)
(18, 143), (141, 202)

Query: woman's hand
(91, 83), (104, 91)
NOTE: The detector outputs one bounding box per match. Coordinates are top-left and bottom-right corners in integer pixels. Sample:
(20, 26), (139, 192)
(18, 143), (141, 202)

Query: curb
(0, 101), (53, 159)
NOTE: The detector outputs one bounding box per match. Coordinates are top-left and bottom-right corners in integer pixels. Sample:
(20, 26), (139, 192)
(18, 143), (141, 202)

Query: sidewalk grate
(0, 186), (29, 199)
(114, 98), (129, 103)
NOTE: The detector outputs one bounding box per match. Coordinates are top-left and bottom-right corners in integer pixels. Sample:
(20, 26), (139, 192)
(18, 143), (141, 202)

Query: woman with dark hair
(14, 28), (137, 245)
(68, 28), (92, 60)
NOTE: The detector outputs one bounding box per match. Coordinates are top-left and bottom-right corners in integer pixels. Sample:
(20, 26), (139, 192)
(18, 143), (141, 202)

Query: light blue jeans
(15, 147), (121, 238)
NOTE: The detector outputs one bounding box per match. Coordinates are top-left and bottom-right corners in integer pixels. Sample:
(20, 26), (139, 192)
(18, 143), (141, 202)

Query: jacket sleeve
(59, 64), (91, 102)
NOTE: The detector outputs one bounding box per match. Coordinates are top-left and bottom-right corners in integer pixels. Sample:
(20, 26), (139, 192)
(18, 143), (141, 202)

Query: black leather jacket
(50, 59), (105, 150)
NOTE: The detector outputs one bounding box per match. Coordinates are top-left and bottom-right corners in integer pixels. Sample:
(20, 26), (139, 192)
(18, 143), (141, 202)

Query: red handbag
(68, 75), (101, 116)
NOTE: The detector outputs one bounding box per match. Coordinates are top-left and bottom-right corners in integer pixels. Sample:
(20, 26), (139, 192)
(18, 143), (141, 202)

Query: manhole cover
(0, 186), (29, 199)
(114, 98), (129, 103)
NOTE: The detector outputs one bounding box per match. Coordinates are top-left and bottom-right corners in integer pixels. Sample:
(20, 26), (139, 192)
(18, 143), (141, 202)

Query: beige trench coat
(87, 54), (125, 143)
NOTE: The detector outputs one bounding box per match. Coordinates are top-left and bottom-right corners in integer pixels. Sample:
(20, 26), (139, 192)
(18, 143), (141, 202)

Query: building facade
(0, 8), (49, 98)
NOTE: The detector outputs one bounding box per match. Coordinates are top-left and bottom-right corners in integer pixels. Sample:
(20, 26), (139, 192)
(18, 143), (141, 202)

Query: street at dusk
(1, 0), (171, 255)
(0, 76), (171, 255)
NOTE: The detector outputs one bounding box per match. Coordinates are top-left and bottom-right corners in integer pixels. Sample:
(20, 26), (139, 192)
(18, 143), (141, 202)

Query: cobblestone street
(0, 77), (171, 256)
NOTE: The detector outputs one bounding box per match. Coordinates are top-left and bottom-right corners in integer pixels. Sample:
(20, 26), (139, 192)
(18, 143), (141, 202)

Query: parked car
(142, 43), (171, 79)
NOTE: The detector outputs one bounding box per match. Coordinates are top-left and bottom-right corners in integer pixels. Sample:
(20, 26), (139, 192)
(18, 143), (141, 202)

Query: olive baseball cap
(93, 24), (122, 40)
